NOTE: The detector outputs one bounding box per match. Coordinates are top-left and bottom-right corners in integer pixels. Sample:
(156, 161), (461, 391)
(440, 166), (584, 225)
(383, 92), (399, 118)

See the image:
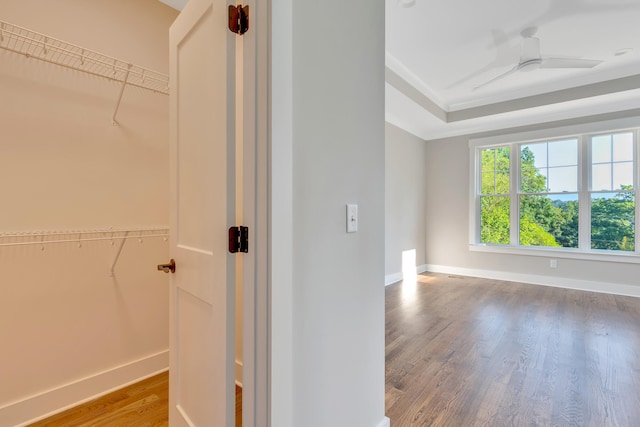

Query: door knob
(157, 259), (176, 274)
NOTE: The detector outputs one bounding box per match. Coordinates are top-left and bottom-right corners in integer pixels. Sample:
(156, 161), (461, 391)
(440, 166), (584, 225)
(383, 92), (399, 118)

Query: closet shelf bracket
(109, 230), (129, 277)
(112, 63), (133, 125)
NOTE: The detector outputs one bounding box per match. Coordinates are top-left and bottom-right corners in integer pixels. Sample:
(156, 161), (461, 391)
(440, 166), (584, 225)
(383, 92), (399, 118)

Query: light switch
(347, 204), (358, 233)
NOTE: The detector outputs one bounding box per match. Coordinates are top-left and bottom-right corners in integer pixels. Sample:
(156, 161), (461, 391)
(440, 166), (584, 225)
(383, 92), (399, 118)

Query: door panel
(169, 0), (236, 425)
(175, 289), (222, 425)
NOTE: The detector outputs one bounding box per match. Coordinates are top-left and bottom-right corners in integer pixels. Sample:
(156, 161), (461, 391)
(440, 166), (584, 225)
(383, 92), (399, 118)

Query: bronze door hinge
(228, 226), (249, 253)
(228, 5), (249, 35)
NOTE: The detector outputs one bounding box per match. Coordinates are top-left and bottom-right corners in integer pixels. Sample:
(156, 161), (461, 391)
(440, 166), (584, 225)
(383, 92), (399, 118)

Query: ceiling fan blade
(473, 65), (518, 90)
(447, 29), (519, 89)
(541, 57), (602, 69)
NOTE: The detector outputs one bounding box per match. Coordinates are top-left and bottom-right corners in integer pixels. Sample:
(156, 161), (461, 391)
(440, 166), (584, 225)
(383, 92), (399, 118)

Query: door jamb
(241, 0), (269, 425)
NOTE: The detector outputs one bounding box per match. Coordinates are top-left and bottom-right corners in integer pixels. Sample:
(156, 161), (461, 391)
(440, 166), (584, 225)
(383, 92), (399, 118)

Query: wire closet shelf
(0, 20), (169, 95)
(0, 227), (169, 248)
(0, 227), (169, 277)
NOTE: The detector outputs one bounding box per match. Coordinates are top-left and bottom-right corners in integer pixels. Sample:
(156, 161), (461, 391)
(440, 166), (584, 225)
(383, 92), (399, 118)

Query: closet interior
(0, 1), (178, 425)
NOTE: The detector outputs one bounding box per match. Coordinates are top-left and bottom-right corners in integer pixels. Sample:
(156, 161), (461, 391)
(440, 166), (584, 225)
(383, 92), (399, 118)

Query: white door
(168, 0), (237, 425)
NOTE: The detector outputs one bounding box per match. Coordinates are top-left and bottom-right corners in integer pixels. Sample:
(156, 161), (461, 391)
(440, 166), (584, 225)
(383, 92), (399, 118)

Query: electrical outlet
(550, 259), (557, 268)
(346, 204), (358, 233)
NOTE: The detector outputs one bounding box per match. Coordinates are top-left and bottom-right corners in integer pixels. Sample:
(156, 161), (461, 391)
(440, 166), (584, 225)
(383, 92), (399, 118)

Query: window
(480, 147), (510, 245)
(590, 132), (635, 251)
(471, 123), (639, 260)
(520, 139), (579, 248)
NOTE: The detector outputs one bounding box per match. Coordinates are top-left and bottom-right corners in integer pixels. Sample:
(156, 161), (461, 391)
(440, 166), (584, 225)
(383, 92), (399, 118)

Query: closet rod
(0, 20), (169, 95)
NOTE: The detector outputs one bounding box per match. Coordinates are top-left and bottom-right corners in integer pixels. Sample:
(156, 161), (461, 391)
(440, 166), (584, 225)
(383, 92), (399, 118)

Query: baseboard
(235, 359), (243, 387)
(385, 264), (428, 286)
(376, 416), (391, 427)
(1, 350), (169, 427)
(425, 264), (640, 298)
(385, 271), (403, 286)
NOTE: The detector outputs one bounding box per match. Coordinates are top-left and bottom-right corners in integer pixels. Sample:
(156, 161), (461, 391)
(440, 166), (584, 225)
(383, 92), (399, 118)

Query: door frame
(240, 0), (269, 425)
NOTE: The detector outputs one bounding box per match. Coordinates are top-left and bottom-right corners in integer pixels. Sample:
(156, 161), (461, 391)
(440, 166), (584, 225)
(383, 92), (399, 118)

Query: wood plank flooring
(385, 272), (640, 426)
(28, 372), (243, 426)
(26, 272), (640, 426)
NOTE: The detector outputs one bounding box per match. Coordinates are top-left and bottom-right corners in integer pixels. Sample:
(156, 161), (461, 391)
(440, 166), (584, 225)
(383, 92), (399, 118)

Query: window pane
(548, 166), (577, 192)
(482, 148), (495, 170)
(494, 147), (510, 169)
(591, 192), (635, 251)
(591, 132), (634, 193)
(592, 135), (611, 163)
(521, 167), (548, 193)
(523, 140), (577, 194)
(548, 139), (578, 167)
(522, 143), (547, 168)
(592, 163), (611, 191)
(495, 171), (510, 194)
(520, 145), (548, 193)
(481, 172), (495, 195)
(481, 148), (509, 194)
(481, 195), (510, 244)
(520, 194), (579, 248)
(613, 132), (633, 162)
(613, 162), (633, 190)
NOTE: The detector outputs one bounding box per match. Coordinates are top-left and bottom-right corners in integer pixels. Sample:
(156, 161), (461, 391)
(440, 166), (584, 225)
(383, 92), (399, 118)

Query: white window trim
(469, 116), (640, 264)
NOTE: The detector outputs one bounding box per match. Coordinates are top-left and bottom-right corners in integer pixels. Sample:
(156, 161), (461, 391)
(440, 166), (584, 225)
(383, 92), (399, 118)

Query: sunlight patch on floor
(401, 249), (417, 301)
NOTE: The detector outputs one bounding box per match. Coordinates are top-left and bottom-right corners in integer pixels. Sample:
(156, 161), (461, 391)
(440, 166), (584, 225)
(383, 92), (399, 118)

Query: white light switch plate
(347, 204), (358, 233)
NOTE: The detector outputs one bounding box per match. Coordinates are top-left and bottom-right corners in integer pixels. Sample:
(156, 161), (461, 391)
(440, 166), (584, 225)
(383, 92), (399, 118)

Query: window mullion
(510, 143), (520, 246)
(633, 130), (640, 254)
(579, 135), (591, 250)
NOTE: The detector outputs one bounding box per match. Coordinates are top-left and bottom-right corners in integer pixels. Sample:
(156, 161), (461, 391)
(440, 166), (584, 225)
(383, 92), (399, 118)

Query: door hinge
(228, 5), (249, 35)
(228, 226), (249, 253)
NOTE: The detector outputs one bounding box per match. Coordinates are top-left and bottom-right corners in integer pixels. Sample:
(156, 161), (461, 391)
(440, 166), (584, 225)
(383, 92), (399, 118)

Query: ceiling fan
(474, 27), (603, 90)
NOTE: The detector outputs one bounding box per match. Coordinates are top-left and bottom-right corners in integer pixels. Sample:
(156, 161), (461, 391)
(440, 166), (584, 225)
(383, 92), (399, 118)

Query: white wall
(385, 123), (428, 285)
(271, 0), (387, 426)
(0, 1), (177, 425)
(270, 0), (294, 425)
(425, 125), (640, 295)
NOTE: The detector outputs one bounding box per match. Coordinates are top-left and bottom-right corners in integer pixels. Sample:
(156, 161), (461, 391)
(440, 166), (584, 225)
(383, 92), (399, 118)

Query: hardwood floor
(28, 372), (243, 426)
(385, 272), (640, 426)
(26, 272), (640, 426)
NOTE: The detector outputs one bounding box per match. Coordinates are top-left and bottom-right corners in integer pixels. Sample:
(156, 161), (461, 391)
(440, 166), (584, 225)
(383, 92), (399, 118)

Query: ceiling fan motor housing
(521, 37), (542, 62)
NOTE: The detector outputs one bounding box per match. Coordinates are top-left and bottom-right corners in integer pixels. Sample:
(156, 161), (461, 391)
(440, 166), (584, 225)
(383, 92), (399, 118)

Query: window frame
(478, 146), (512, 245)
(587, 131), (637, 252)
(469, 117), (640, 264)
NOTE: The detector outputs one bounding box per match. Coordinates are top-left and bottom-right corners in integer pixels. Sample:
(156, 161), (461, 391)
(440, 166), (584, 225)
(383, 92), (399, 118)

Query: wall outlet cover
(347, 204), (358, 233)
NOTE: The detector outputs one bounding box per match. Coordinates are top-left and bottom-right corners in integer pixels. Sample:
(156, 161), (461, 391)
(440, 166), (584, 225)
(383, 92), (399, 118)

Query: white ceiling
(386, 0), (640, 140)
(159, 0), (640, 141)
